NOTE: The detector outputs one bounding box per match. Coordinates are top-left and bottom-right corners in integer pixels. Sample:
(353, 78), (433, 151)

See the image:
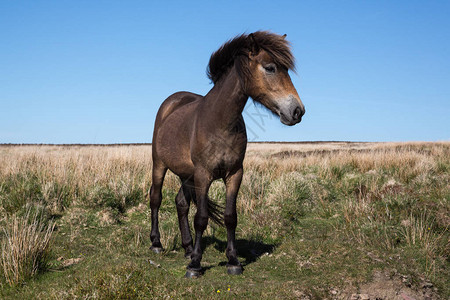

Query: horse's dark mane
(207, 31), (295, 84)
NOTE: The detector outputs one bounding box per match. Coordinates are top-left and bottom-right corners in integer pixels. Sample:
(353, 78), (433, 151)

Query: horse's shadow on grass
(202, 236), (277, 267)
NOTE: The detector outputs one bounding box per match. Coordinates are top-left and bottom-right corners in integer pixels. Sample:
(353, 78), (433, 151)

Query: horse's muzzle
(279, 96), (305, 126)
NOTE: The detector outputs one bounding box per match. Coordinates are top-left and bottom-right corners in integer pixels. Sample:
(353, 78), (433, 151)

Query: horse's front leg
(224, 167), (244, 275)
(185, 168), (212, 278)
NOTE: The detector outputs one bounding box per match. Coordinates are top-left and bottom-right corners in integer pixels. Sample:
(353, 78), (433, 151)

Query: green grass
(0, 143), (449, 299)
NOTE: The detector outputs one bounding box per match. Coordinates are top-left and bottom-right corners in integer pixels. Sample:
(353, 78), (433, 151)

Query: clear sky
(1, 1), (449, 143)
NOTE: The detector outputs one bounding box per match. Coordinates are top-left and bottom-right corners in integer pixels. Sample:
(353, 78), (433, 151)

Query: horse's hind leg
(149, 161), (167, 253)
(175, 179), (195, 258)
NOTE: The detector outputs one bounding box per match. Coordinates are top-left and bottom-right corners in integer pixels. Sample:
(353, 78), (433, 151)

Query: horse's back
(155, 91), (202, 125)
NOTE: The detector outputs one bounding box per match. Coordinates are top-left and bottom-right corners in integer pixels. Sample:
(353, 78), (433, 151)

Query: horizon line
(2, 140), (449, 147)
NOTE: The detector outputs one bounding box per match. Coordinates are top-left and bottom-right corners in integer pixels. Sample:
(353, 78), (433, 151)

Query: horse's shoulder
(157, 92), (203, 122)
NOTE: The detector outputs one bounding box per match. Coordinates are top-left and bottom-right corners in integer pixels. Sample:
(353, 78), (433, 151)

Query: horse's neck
(202, 68), (248, 129)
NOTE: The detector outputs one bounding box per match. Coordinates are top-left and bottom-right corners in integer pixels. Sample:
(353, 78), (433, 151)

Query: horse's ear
(282, 34), (287, 39)
(248, 33), (260, 57)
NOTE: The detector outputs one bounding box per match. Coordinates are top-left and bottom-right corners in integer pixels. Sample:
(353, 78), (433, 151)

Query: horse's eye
(264, 64), (276, 74)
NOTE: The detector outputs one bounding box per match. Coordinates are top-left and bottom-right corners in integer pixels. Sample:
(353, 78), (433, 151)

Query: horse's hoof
(150, 246), (163, 254)
(185, 268), (202, 278)
(227, 264), (243, 275)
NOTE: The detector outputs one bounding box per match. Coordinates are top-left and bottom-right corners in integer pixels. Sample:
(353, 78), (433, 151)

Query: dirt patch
(338, 270), (438, 300)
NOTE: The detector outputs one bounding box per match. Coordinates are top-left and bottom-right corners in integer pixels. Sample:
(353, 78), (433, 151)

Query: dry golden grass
(246, 141), (448, 172)
(1, 142), (448, 228)
(0, 142), (447, 184)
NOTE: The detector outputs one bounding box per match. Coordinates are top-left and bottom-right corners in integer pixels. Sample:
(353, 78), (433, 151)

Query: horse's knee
(224, 212), (237, 228)
(150, 199), (161, 210)
(175, 195), (189, 210)
(194, 211), (209, 231)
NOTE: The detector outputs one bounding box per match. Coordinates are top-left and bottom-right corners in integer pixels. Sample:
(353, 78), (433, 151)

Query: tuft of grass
(400, 211), (444, 253)
(1, 207), (55, 287)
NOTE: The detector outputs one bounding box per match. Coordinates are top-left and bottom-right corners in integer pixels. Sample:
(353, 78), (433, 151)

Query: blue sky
(1, 1), (449, 143)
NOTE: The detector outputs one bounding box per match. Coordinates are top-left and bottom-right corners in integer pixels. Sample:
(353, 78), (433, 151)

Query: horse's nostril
(293, 107), (301, 120)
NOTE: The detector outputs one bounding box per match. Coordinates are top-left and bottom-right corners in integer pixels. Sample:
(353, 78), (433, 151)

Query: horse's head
(244, 32), (305, 126)
(207, 31), (305, 125)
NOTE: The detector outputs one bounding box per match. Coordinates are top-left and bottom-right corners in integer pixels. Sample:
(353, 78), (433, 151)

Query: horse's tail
(192, 196), (224, 226)
(207, 196), (224, 226)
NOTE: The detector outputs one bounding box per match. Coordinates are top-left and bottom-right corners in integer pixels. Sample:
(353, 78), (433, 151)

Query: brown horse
(150, 31), (305, 278)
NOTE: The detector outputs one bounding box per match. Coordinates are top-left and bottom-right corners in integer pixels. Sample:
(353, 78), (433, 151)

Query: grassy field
(0, 142), (448, 299)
